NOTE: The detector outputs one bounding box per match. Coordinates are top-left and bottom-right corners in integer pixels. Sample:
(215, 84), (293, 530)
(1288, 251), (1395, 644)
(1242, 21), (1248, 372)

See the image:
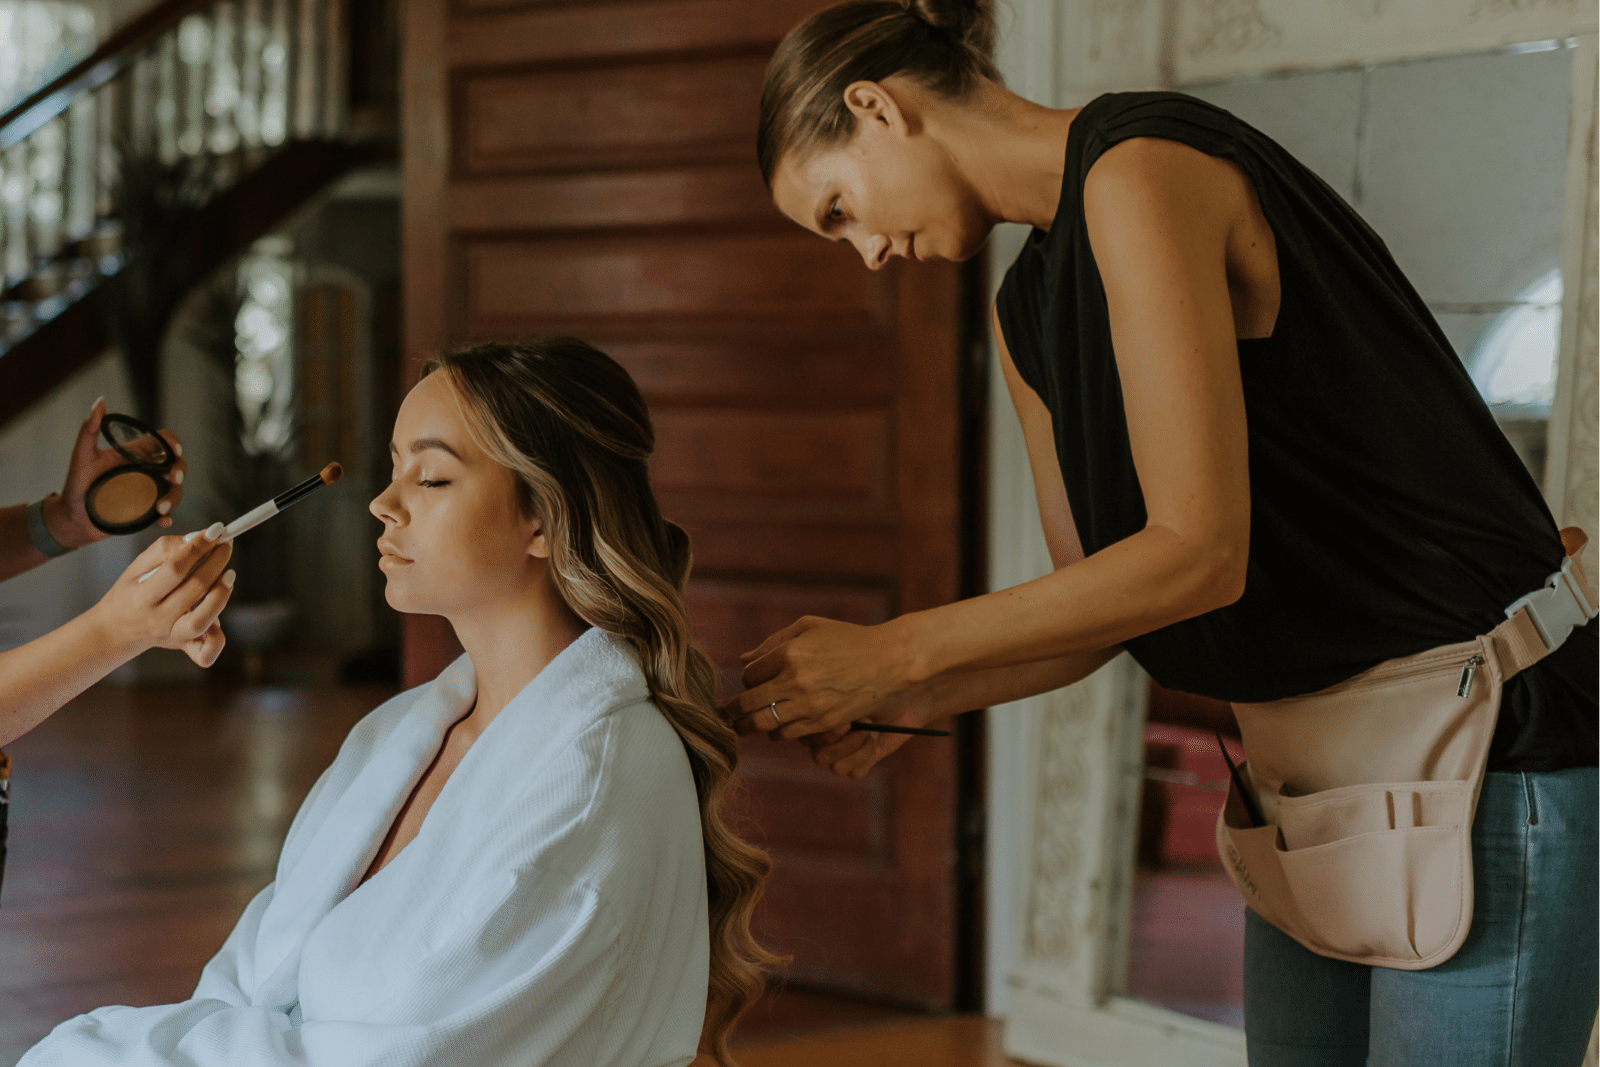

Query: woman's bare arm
(0, 532), (234, 747)
(733, 137), (1254, 741)
(793, 312), (1115, 775)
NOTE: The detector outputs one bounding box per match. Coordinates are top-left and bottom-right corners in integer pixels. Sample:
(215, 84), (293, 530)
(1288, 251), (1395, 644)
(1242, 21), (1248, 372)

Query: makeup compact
(85, 414), (177, 535)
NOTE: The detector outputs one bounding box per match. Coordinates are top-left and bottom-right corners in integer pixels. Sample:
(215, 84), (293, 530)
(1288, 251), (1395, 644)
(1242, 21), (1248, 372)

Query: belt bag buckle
(1504, 557), (1598, 655)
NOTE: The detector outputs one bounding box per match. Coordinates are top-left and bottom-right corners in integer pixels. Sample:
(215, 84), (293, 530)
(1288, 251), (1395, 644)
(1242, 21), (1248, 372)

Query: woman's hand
(799, 717), (917, 779)
(46, 398), (188, 548)
(87, 526), (235, 668)
(725, 615), (923, 741)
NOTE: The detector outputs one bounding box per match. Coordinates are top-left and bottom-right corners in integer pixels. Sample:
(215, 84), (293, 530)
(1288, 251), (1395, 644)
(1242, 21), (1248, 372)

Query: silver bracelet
(25, 496), (71, 558)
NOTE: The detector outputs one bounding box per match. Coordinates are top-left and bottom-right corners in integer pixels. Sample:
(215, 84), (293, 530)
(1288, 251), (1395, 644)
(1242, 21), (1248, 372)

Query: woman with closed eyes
(22, 339), (776, 1067)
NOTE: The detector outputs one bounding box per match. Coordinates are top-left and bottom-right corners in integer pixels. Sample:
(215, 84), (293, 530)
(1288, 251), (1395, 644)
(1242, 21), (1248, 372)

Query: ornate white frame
(985, 4), (1600, 1064)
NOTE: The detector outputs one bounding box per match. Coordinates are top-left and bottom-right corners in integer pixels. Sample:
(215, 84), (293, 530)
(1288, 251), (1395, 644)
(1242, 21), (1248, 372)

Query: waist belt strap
(1491, 527), (1596, 678)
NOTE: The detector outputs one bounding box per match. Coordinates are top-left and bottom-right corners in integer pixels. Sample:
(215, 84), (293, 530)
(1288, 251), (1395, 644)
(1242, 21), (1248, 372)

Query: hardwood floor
(716, 1017), (1013, 1067)
(0, 680), (1018, 1066)
(0, 680), (382, 1064)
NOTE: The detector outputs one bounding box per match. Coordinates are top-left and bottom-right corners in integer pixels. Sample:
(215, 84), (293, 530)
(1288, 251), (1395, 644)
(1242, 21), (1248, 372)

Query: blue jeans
(1243, 767), (1598, 1067)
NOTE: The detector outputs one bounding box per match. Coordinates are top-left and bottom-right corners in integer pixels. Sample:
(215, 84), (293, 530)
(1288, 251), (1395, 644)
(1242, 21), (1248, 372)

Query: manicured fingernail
(172, 469), (184, 485)
(204, 522), (225, 541)
(157, 500), (172, 515)
(174, 442), (184, 457)
(137, 566), (160, 583)
(183, 530), (200, 542)
(222, 569), (236, 588)
(90, 396), (104, 413)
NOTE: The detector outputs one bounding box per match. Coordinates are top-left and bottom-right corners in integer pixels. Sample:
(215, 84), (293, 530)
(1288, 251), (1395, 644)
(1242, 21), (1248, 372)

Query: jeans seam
(1505, 773), (1533, 1066)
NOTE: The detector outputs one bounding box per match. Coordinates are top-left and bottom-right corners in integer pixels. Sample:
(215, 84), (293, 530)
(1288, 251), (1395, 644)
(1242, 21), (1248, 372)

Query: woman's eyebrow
(388, 438), (464, 460)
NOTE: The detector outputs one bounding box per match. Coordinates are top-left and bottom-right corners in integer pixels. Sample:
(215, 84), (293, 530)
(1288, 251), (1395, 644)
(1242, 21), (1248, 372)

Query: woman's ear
(526, 517), (553, 560)
(842, 80), (911, 137)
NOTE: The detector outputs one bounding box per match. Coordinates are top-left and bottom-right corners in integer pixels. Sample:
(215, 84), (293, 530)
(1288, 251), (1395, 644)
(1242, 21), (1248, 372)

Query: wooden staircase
(0, 0), (393, 426)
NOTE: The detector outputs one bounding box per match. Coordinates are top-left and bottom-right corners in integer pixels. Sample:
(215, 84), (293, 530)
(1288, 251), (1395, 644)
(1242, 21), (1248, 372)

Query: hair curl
(757, 0), (1000, 185)
(421, 339), (780, 1066)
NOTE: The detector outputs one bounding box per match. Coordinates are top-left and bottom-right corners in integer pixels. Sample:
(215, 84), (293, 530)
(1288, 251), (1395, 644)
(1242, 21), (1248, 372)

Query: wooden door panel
(651, 410), (893, 507)
(448, 164), (780, 232)
(446, 0), (827, 68)
(601, 335), (896, 404)
(458, 53), (767, 174)
(406, 0), (969, 1009)
(460, 233), (882, 326)
(678, 522), (899, 576)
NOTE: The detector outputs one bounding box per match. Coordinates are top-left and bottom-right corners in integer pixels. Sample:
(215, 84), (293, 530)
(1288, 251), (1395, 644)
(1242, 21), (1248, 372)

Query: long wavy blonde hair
(422, 338), (780, 1065)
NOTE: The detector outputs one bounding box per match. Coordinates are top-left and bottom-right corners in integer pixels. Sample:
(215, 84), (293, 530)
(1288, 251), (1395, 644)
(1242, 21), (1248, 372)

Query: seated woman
(21, 339), (777, 1067)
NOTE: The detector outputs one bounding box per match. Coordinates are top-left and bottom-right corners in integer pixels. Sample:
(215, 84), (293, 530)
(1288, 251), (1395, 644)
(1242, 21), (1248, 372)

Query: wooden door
(401, 0), (970, 1007)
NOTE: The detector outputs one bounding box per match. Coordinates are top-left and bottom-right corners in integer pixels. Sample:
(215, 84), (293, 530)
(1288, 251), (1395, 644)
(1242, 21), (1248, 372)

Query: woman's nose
(857, 233), (891, 271)
(369, 483), (401, 524)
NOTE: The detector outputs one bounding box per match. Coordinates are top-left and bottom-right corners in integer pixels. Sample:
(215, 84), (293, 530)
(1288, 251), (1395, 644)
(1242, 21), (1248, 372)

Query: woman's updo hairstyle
(757, 0), (1000, 186)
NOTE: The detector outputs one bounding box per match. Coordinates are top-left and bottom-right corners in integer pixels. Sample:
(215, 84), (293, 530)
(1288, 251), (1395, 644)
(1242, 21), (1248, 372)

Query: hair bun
(905, 0), (995, 56)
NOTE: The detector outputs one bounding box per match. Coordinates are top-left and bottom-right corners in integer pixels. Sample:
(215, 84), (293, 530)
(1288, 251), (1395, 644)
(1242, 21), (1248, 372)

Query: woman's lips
(377, 541), (412, 566)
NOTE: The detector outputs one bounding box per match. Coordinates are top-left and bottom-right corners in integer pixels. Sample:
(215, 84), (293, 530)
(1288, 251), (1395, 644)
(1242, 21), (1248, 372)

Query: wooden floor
(0, 680), (383, 1064)
(0, 680), (1025, 1067)
(0, 678), (1248, 1066)
(715, 1016), (1013, 1066)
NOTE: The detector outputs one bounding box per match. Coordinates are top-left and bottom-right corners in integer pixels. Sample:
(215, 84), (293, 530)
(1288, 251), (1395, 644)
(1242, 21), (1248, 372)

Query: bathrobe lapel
(248, 653), (478, 1006)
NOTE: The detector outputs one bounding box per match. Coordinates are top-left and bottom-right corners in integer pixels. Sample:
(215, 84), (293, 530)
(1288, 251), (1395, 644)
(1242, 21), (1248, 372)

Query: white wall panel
(1359, 46), (1573, 305)
(1186, 69), (1365, 199)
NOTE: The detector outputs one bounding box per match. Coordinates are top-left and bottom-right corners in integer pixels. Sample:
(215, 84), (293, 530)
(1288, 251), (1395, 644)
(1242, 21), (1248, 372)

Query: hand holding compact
(89, 527), (236, 667)
(726, 615), (920, 741)
(57, 399), (188, 544)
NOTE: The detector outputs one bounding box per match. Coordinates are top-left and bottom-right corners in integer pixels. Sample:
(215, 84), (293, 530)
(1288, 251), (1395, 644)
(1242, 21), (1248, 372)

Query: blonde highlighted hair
(421, 338), (779, 1065)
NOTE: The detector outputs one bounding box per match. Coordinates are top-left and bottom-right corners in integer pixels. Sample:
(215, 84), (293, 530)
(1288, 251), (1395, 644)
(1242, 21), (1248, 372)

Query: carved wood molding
(1048, 0), (1599, 91)
(1546, 35), (1598, 581)
(1012, 655), (1147, 996)
(1172, 0), (1595, 82)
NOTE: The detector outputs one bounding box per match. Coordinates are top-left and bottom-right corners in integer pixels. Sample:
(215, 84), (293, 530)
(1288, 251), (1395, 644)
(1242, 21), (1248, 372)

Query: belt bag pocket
(1215, 526), (1596, 971)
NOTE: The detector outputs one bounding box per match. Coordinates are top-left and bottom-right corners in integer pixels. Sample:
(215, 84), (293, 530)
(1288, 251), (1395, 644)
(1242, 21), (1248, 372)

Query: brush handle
(219, 500), (279, 544)
(849, 723), (952, 737)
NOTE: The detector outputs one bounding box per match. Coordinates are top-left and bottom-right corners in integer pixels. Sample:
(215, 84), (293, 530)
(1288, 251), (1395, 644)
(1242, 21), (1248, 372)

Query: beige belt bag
(1216, 527), (1597, 970)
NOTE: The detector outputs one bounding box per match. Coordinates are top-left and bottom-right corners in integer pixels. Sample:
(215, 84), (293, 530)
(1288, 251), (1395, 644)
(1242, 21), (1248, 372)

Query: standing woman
(728, 2), (1598, 1064)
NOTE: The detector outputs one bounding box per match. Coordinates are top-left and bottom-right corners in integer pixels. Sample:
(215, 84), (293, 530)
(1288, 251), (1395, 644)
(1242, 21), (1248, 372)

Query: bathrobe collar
(249, 625), (650, 1007)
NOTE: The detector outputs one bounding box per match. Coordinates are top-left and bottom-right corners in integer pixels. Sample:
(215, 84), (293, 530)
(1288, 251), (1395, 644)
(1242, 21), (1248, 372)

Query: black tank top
(996, 91), (1596, 773)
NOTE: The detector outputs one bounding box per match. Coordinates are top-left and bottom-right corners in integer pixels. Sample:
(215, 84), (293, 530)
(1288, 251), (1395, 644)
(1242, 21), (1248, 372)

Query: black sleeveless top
(996, 91), (1596, 773)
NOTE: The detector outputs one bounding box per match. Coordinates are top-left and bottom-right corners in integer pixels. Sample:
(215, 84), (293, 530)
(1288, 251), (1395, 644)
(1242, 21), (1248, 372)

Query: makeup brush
(220, 462), (343, 543)
(135, 464), (344, 585)
(849, 723), (951, 737)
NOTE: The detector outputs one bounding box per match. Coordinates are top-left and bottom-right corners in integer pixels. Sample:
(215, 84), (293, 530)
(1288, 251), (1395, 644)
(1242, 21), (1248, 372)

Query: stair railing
(0, 0), (348, 350)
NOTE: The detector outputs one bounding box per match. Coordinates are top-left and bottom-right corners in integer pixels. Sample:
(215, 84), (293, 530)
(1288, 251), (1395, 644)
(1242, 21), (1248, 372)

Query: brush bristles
(320, 462), (343, 485)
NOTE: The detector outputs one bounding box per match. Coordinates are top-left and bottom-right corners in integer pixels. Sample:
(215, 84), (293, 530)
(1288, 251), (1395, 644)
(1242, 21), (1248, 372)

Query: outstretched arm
(0, 531), (233, 748)
(730, 136), (1254, 747)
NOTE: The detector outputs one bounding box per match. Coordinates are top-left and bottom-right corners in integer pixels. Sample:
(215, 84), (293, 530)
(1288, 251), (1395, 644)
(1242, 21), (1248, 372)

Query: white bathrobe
(21, 628), (710, 1067)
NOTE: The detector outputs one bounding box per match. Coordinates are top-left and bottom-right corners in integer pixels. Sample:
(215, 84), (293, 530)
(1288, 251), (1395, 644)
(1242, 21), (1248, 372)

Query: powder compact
(85, 413), (176, 535)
